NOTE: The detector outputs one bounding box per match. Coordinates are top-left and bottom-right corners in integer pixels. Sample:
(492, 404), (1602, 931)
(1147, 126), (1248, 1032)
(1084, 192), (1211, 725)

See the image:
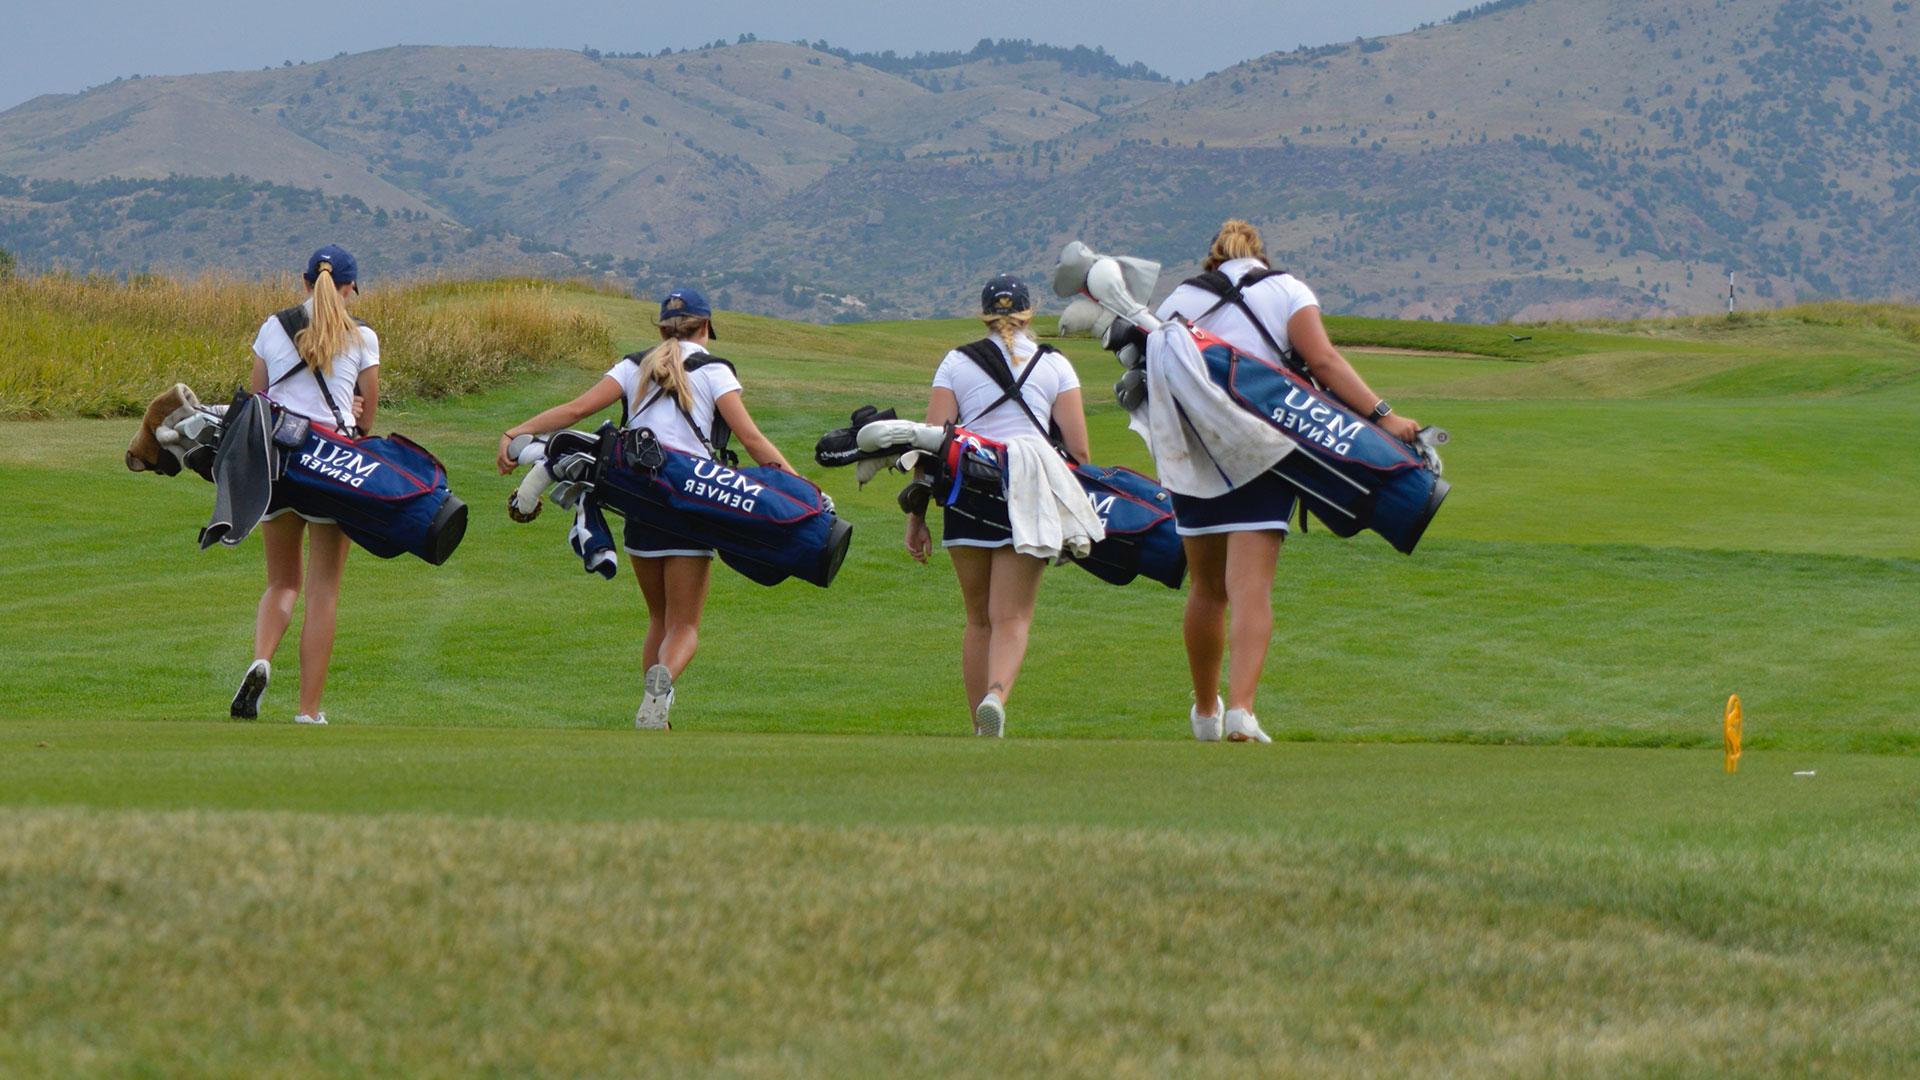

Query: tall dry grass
(0, 273), (613, 419)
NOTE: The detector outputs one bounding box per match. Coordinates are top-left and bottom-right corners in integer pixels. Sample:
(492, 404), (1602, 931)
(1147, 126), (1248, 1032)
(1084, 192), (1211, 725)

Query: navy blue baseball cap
(981, 273), (1030, 315)
(658, 286), (717, 337)
(303, 244), (358, 287)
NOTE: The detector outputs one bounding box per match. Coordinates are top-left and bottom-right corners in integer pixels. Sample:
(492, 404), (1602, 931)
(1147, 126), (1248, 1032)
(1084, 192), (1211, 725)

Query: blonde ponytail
(1204, 219), (1270, 273)
(297, 263), (357, 376)
(980, 309), (1036, 366)
(640, 315), (707, 411)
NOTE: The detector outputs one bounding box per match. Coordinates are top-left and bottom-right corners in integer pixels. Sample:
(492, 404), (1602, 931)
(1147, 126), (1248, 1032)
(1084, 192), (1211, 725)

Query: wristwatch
(1369, 399), (1393, 419)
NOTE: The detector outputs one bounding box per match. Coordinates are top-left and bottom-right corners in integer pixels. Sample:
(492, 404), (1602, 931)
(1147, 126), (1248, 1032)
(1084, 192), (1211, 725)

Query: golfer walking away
(904, 274), (1093, 737)
(496, 287), (797, 730)
(1155, 221), (1423, 743)
(230, 244), (378, 726)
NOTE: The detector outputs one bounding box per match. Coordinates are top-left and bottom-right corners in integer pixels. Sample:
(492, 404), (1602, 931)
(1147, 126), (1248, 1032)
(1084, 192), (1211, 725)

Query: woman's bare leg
(254, 514), (306, 661)
(1182, 534), (1229, 717)
(983, 547), (1046, 703)
(948, 546), (993, 710)
(630, 555), (668, 669)
(296, 522), (351, 717)
(1223, 530), (1284, 713)
(658, 556), (711, 678)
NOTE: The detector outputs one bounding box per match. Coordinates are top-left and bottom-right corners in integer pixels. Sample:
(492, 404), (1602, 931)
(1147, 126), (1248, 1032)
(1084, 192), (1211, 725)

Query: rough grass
(0, 273), (613, 418)
(2, 734), (1915, 1078)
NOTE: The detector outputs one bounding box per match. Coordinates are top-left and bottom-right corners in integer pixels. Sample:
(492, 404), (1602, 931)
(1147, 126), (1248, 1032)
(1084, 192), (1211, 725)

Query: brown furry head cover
(126, 383), (199, 472)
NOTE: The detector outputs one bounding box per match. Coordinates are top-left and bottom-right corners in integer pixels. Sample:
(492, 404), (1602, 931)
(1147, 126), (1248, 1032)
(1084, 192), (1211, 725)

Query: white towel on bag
(1131, 324), (1297, 498)
(1002, 436), (1106, 560)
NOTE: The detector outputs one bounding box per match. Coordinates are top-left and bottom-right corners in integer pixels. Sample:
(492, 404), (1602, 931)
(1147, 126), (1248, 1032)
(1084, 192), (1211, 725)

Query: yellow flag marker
(1724, 694), (1743, 774)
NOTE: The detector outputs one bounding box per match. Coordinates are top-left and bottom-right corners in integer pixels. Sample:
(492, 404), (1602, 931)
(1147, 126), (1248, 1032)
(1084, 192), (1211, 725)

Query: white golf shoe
(230, 659), (270, 719)
(636, 664), (674, 730)
(974, 693), (1006, 738)
(293, 712), (328, 726)
(1223, 708), (1271, 744)
(1191, 701), (1223, 742)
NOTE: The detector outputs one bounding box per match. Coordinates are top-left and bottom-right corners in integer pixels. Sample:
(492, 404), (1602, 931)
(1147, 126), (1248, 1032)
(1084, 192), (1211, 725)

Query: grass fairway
(5, 727), (1917, 1077)
(3, 288), (1919, 1075)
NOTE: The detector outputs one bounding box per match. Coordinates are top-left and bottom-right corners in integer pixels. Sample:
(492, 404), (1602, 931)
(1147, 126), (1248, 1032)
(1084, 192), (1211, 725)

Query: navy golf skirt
(940, 483), (1014, 549)
(1170, 470), (1299, 537)
(622, 515), (715, 559)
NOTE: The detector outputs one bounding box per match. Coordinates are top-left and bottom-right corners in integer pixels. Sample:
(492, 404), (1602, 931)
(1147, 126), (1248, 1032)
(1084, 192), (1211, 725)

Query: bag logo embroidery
(684, 459), (764, 511)
(1274, 388), (1365, 455)
(301, 442), (382, 488)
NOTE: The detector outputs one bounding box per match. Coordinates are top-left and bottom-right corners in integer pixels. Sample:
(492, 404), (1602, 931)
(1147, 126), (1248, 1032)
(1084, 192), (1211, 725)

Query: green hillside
(4, 2), (1917, 321)
(3, 284), (1917, 1076)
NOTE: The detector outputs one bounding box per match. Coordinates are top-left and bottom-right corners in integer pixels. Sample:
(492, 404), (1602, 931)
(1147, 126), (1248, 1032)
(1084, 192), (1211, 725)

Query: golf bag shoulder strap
(955, 339), (1067, 455)
(1180, 268), (1297, 370)
(267, 306), (358, 435)
(620, 351), (740, 465)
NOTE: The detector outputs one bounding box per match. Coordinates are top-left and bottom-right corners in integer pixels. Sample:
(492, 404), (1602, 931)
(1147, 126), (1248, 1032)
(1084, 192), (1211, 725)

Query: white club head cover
(508, 433), (547, 466)
(854, 456), (890, 486)
(856, 419), (946, 454)
(1053, 240), (1099, 298)
(1084, 258), (1160, 332)
(510, 462), (553, 520)
(1057, 297), (1105, 336)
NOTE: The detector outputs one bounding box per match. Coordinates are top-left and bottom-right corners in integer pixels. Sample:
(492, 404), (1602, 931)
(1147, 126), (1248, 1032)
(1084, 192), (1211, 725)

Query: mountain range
(3, 1), (1917, 322)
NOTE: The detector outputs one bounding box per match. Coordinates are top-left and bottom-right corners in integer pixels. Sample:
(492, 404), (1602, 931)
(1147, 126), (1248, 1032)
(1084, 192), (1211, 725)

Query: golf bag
(1185, 327), (1448, 554)
(277, 419), (469, 565)
(137, 384), (469, 565)
(1069, 463), (1186, 589)
(815, 408), (1186, 588)
(534, 424), (853, 588)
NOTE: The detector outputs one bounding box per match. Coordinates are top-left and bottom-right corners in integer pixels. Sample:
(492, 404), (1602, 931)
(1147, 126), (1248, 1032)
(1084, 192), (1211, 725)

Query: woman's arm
(354, 366), (379, 434)
(496, 376), (624, 474)
(1287, 307), (1422, 443)
(250, 355), (269, 395)
(713, 391), (793, 472)
(1050, 387), (1092, 466)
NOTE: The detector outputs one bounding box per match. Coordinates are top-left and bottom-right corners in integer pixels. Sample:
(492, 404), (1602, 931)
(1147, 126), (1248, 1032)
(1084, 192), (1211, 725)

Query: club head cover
(898, 474), (934, 517)
(1115, 368), (1148, 413)
(856, 419), (941, 454)
(1058, 297), (1105, 336)
(127, 383), (199, 472)
(1052, 240), (1100, 298)
(854, 456), (891, 487)
(509, 462), (552, 522)
(1114, 256), (1163, 308)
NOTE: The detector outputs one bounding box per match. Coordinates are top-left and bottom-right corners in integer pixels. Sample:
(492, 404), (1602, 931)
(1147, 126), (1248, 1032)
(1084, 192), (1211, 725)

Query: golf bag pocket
(1073, 465), (1186, 589)
(279, 424), (469, 565)
(271, 412), (311, 451)
(599, 438), (853, 587)
(1194, 329), (1448, 554)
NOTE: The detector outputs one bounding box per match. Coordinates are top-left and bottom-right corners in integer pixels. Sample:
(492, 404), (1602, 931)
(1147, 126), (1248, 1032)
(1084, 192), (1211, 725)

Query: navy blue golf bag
(591, 425), (853, 587)
(1071, 464), (1186, 589)
(1191, 328), (1448, 554)
(935, 426), (1186, 589)
(279, 421), (469, 565)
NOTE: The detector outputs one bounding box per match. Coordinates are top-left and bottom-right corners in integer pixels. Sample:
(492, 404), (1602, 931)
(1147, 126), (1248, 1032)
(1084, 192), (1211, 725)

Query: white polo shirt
(1155, 258), (1320, 363)
(931, 333), (1081, 444)
(253, 300), (379, 426)
(605, 341), (743, 459)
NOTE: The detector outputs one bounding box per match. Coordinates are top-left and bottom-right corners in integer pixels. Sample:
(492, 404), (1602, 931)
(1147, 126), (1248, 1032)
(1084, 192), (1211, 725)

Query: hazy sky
(1, 0), (1471, 111)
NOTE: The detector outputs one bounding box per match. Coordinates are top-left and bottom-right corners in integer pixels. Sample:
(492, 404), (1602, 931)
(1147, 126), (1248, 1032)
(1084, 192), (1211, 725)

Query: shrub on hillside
(0, 274), (612, 419)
